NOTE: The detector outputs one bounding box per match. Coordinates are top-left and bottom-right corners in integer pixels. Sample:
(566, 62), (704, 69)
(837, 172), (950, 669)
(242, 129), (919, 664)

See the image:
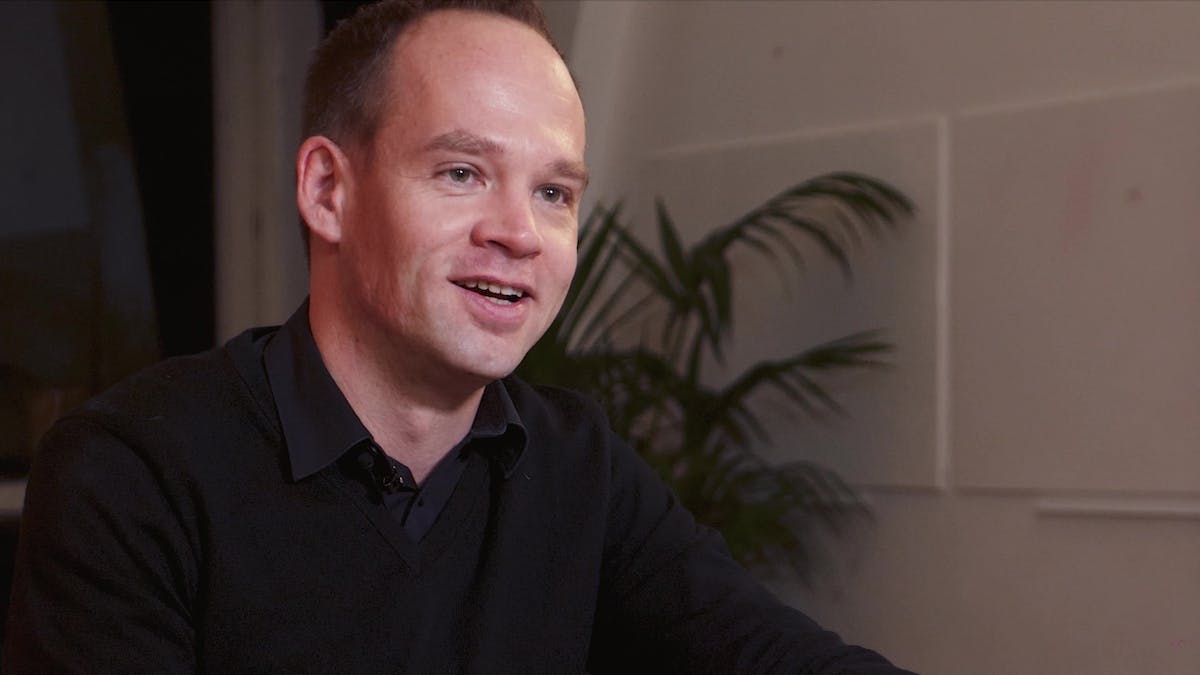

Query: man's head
(296, 1), (587, 397)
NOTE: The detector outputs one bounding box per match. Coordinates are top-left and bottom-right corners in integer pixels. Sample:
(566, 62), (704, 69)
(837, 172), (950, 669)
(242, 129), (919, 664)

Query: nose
(471, 188), (542, 258)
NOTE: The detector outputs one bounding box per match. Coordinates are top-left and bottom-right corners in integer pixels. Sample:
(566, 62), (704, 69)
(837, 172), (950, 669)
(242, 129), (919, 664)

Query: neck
(307, 295), (485, 483)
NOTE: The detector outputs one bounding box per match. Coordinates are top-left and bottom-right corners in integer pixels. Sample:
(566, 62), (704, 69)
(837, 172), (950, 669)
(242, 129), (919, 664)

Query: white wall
(568, 2), (1200, 673)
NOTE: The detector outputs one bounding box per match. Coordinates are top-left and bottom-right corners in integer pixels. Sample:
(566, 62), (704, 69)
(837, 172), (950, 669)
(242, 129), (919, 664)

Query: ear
(296, 135), (351, 245)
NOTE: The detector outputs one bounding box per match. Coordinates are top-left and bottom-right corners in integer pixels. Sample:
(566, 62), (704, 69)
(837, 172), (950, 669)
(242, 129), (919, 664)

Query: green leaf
(655, 198), (690, 294)
(517, 171), (914, 581)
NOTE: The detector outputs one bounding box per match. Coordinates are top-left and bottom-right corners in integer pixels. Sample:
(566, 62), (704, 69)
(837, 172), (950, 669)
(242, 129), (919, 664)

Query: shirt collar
(263, 301), (528, 482)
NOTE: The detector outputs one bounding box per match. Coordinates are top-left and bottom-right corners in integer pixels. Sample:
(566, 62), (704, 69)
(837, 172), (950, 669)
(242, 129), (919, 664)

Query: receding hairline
(348, 10), (584, 162)
(352, 7), (578, 146)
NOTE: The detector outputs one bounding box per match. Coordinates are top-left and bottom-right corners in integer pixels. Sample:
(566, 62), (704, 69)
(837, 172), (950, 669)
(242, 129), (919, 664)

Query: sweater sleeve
(4, 416), (198, 674)
(588, 432), (916, 674)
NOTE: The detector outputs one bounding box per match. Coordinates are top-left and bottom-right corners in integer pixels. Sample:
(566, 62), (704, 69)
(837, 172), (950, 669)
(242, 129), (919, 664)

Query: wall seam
(935, 115), (952, 493)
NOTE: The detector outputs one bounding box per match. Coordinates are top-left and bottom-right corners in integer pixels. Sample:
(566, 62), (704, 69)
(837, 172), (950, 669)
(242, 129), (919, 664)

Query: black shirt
(7, 314), (916, 673)
(263, 301), (526, 541)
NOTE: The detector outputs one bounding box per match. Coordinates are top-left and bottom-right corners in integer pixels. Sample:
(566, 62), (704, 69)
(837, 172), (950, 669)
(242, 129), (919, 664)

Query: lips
(453, 279), (529, 305)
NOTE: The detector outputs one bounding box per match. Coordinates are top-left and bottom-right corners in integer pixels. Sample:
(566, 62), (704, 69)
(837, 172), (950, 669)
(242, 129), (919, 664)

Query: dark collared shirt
(8, 309), (915, 673)
(262, 301), (526, 542)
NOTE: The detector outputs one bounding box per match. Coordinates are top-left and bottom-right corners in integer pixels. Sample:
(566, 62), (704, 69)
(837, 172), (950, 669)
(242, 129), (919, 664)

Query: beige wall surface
(568, 1), (1200, 673)
(214, 0), (317, 340)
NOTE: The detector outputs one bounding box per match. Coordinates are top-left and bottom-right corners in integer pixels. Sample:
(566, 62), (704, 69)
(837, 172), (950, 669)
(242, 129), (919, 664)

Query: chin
(452, 353), (523, 384)
(454, 336), (535, 381)
(476, 360), (521, 381)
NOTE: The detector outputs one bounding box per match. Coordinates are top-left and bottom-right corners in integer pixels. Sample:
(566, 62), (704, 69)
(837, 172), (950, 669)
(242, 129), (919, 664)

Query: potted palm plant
(518, 171), (914, 580)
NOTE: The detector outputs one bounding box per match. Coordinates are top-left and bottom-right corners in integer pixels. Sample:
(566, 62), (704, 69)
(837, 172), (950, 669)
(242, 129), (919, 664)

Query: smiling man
(5, 1), (913, 673)
(297, 6), (586, 485)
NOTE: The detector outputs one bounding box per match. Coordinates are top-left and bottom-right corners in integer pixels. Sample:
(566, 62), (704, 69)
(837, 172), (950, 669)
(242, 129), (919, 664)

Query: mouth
(453, 279), (529, 306)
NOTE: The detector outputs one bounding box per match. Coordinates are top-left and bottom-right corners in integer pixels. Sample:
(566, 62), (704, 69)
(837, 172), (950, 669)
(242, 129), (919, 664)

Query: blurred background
(2, 1), (1198, 672)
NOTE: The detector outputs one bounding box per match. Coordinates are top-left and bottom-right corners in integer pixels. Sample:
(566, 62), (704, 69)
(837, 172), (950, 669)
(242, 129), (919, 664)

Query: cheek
(344, 228), (416, 310)
(546, 234), (578, 293)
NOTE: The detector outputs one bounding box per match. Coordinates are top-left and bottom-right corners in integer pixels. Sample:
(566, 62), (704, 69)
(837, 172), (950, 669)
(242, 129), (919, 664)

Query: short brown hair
(302, 0), (560, 150)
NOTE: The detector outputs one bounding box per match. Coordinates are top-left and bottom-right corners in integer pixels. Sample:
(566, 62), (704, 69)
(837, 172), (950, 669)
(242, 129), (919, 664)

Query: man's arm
(4, 416), (197, 673)
(588, 433), (916, 674)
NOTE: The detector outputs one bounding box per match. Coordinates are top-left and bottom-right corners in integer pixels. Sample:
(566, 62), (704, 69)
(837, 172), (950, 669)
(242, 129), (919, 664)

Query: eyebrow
(425, 130), (504, 156)
(550, 159), (590, 190)
(425, 129), (590, 188)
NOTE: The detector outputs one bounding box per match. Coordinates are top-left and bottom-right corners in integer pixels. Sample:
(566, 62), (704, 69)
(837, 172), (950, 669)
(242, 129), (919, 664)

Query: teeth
(457, 280), (525, 300)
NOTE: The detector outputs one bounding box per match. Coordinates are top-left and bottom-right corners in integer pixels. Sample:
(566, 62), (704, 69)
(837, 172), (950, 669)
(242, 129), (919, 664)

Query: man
(5, 1), (915, 672)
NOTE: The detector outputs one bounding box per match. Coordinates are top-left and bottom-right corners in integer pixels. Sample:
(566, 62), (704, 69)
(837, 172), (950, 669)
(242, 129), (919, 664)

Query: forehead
(371, 10), (585, 149)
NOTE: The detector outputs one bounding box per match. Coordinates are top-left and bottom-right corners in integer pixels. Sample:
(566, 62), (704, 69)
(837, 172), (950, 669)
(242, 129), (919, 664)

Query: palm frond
(516, 171), (914, 581)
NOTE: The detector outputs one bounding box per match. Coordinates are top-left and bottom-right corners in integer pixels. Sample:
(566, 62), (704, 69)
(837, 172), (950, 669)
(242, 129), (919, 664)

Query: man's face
(335, 11), (586, 391)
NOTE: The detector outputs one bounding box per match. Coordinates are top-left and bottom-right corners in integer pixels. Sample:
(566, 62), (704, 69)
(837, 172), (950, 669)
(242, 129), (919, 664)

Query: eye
(538, 185), (572, 206)
(444, 167), (476, 183)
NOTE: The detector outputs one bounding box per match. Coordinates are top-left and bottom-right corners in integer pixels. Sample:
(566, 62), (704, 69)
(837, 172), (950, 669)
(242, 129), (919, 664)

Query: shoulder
(498, 375), (651, 494)
(50, 327), (281, 470)
(500, 375), (609, 430)
(499, 376), (624, 462)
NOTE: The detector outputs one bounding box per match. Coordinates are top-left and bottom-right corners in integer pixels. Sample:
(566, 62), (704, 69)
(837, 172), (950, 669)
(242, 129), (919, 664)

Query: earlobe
(296, 136), (350, 245)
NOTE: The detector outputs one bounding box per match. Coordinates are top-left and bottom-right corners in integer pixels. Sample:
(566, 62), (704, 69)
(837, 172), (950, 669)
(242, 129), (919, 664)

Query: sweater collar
(263, 301), (527, 482)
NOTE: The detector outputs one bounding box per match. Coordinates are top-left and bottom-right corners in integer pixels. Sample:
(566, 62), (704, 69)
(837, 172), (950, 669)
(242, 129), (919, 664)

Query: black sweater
(5, 326), (913, 674)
